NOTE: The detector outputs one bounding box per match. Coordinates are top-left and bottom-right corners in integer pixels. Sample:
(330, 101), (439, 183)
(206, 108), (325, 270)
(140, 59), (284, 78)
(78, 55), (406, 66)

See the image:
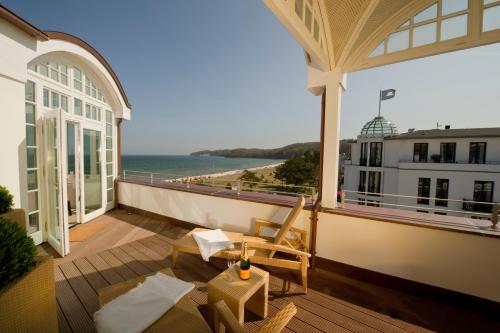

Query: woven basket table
(208, 264), (269, 328)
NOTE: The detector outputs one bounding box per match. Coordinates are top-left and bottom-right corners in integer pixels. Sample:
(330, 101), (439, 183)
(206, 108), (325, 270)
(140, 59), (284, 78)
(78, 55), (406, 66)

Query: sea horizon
(121, 155), (283, 178)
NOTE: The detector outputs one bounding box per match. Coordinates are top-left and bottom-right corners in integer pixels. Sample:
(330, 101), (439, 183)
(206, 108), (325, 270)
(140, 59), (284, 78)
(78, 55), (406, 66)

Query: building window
(43, 88), (49, 107)
(440, 143), (456, 163)
(473, 181), (494, 212)
(105, 111), (114, 202)
(360, 143), (367, 166)
(367, 171), (381, 194)
(435, 179), (449, 206)
(469, 142), (486, 164)
(74, 98), (83, 116)
(417, 178), (431, 205)
(73, 67), (82, 91)
(25, 81), (40, 234)
(369, 142), (383, 167)
(413, 143), (428, 162)
(358, 171), (366, 192)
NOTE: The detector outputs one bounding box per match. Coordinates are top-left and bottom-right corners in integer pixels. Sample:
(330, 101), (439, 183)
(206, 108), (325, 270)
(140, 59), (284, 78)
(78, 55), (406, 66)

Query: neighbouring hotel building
(0, 5), (131, 256)
(343, 116), (500, 218)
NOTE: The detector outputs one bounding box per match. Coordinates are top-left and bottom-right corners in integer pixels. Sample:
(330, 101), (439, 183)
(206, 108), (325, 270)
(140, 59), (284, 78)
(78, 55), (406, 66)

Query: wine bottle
(239, 242), (251, 280)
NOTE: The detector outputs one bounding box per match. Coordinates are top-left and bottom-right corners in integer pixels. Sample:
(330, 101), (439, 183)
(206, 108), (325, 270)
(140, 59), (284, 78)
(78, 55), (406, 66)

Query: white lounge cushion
(94, 272), (194, 333)
(192, 228), (233, 261)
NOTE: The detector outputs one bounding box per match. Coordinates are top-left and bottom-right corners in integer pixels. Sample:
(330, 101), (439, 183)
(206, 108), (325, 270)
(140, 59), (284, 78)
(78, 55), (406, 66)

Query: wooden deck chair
(172, 196), (311, 291)
(213, 300), (296, 333)
(253, 196), (308, 255)
(243, 196), (311, 291)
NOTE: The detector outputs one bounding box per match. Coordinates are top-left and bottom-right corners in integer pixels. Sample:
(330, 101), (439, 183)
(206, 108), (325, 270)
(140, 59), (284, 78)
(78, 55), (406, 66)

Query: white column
(308, 66), (346, 209)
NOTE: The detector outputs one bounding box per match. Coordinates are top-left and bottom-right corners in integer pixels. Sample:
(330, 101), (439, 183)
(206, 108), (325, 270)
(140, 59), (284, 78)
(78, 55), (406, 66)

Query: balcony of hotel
(2, 1), (500, 333)
(34, 175), (496, 333)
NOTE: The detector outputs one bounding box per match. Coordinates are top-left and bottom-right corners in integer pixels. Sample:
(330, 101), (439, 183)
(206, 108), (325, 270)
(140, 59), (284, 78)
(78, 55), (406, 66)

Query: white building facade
(0, 6), (131, 256)
(344, 117), (500, 218)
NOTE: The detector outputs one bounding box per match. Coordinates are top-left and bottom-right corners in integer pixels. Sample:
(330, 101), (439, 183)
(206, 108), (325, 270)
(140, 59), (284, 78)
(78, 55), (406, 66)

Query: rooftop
(43, 209), (500, 333)
(385, 127), (500, 140)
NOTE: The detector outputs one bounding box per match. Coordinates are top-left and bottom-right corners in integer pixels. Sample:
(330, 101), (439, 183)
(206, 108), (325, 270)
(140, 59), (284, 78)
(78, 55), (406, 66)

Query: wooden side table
(208, 264), (269, 328)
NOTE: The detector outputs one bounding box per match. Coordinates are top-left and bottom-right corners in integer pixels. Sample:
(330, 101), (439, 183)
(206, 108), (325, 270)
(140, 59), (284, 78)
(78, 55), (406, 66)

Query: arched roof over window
(0, 4), (130, 110)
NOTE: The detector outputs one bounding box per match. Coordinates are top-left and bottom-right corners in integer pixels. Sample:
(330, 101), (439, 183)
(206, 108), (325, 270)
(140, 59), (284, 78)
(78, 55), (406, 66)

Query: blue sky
(6, 1), (500, 154)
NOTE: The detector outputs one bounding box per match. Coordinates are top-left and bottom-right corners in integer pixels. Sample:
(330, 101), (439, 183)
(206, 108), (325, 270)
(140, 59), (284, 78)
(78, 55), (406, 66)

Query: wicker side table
(208, 264), (269, 328)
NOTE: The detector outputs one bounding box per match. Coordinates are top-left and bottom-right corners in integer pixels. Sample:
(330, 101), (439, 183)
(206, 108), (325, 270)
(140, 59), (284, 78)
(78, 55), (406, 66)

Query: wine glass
(226, 252), (236, 282)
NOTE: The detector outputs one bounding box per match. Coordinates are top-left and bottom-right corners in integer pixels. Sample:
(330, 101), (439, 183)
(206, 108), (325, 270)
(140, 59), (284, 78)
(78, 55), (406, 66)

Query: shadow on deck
(43, 209), (499, 333)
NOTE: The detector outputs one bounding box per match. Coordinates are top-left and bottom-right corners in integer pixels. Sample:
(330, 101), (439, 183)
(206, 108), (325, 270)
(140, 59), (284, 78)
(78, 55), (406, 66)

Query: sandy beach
(168, 162), (283, 183)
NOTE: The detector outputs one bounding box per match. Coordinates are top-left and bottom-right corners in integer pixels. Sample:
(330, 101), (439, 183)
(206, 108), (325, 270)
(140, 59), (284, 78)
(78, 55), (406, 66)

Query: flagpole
(378, 89), (382, 117)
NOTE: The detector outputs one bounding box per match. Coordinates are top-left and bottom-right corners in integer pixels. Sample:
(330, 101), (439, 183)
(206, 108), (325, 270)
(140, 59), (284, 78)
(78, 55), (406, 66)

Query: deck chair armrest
(246, 241), (311, 258)
(214, 300), (244, 333)
(259, 302), (297, 333)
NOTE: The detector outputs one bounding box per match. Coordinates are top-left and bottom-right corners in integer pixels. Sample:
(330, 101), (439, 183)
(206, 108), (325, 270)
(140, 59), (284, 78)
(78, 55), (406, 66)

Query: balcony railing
(341, 189), (499, 231)
(121, 169), (317, 199)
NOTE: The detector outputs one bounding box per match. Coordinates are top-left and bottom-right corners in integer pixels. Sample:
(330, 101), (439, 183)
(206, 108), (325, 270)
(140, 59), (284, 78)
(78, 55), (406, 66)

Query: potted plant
(0, 185), (26, 231)
(0, 218), (58, 332)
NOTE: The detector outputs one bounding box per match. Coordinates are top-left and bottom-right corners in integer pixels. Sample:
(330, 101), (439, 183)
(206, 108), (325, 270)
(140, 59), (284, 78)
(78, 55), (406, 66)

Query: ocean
(121, 155), (283, 178)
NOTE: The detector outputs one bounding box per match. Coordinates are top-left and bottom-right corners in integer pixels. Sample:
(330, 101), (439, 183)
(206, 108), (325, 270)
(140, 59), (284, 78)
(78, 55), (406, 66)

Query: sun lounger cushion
(192, 228), (233, 261)
(94, 272), (194, 333)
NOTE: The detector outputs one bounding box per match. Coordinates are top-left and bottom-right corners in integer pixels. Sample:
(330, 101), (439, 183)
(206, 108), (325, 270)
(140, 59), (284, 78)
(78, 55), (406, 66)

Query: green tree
(240, 170), (260, 182)
(274, 150), (319, 188)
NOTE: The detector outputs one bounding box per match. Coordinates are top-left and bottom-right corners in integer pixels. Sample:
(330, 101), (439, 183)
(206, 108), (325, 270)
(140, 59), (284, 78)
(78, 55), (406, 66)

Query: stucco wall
(0, 77), (27, 207)
(316, 211), (500, 302)
(118, 182), (310, 237)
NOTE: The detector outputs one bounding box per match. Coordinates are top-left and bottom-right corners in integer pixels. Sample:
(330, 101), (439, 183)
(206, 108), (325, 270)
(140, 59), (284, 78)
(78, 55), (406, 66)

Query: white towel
(94, 272), (194, 333)
(192, 229), (233, 261)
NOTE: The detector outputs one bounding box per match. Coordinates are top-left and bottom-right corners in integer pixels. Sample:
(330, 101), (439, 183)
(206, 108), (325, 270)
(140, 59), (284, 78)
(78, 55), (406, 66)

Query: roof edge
(43, 31), (131, 109)
(0, 4), (48, 40)
(0, 5), (130, 109)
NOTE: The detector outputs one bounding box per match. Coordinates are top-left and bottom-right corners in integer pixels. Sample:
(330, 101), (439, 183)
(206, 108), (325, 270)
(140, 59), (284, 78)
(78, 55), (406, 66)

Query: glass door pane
(44, 113), (66, 256)
(67, 122), (80, 225)
(83, 129), (102, 214)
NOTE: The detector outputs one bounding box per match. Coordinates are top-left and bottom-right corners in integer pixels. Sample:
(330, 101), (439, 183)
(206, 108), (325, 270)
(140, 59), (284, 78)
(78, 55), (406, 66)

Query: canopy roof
(264, 0), (500, 73)
(359, 116), (398, 138)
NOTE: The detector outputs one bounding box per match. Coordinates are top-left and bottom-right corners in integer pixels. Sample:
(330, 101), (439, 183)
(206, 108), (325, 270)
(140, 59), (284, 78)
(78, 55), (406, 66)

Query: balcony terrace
(43, 206), (500, 333)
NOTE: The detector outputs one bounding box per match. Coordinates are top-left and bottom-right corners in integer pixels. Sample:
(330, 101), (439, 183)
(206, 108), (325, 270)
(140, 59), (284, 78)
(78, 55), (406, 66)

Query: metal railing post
(492, 204), (499, 229)
(150, 172), (153, 184)
(237, 180), (241, 195)
(187, 177), (190, 189)
(341, 191), (346, 208)
(123, 170), (126, 181)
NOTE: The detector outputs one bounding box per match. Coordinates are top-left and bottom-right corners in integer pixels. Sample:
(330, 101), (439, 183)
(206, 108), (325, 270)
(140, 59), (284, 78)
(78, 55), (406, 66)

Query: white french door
(43, 109), (69, 256)
(81, 124), (105, 222)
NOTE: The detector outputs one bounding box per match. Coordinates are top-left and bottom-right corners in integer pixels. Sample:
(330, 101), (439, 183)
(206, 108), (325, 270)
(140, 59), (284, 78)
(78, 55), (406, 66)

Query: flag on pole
(380, 89), (396, 100)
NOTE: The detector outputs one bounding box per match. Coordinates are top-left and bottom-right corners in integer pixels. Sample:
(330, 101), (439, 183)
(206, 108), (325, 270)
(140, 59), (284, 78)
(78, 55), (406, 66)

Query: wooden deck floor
(44, 210), (449, 333)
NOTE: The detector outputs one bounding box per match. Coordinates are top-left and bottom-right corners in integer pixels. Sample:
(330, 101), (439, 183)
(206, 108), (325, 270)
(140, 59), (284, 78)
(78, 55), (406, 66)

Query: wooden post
(321, 69), (345, 209)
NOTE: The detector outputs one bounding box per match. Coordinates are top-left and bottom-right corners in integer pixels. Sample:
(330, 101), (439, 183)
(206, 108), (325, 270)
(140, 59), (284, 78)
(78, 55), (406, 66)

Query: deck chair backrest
(273, 196), (305, 247)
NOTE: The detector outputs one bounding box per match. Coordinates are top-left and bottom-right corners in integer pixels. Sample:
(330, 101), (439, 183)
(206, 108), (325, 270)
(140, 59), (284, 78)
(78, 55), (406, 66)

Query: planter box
(0, 256), (58, 333)
(0, 208), (26, 232)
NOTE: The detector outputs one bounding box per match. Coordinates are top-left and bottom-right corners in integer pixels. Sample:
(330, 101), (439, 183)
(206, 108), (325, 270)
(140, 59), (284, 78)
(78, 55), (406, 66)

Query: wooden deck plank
(73, 257), (109, 293)
(85, 253), (125, 285)
(98, 250), (137, 281)
(54, 266), (95, 333)
(59, 261), (99, 317)
(108, 246), (151, 276)
(56, 301), (72, 333)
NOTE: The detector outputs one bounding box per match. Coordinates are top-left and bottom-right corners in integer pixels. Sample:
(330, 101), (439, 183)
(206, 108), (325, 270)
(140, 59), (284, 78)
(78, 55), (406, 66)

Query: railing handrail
(121, 169), (317, 198)
(343, 189), (496, 206)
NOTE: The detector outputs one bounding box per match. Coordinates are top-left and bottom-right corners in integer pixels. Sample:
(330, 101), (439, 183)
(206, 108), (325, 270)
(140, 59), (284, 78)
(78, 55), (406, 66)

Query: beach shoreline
(167, 162), (283, 182)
